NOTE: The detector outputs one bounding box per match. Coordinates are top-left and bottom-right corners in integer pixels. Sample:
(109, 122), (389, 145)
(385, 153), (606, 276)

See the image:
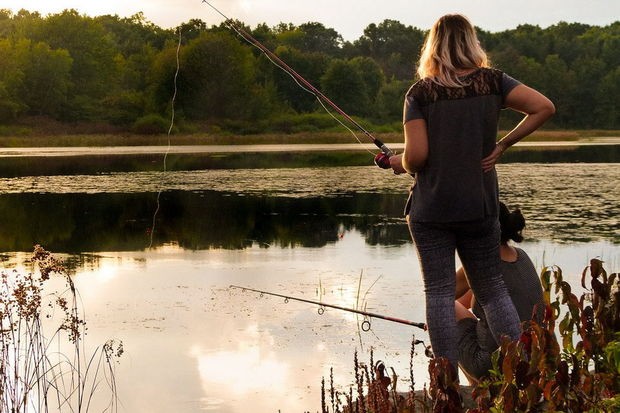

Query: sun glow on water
(94, 263), (117, 283)
(190, 325), (289, 394)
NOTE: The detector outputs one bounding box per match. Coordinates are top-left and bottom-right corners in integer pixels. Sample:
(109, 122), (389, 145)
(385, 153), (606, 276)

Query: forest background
(0, 9), (618, 138)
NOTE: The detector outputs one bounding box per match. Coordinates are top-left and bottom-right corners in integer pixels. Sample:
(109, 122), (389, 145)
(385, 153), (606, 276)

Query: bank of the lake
(0, 137), (618, 177)
(0, 129), (619, 147)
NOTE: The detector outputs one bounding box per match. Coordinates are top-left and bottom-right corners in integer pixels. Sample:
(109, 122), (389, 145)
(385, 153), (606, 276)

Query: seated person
(455, 202), (545, 383)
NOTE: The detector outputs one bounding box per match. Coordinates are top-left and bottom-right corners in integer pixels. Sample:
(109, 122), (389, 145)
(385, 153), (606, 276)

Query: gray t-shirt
(403, 68), (521, 222)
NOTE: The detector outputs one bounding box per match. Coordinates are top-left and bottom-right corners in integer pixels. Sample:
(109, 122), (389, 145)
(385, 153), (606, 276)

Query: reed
(0, 245), (122, 412)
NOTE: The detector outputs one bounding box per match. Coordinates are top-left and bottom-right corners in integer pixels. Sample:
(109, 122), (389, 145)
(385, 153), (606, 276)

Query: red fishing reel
(374, 152), (391, 169)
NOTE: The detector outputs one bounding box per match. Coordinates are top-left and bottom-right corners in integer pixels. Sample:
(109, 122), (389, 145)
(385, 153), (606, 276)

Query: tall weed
(0, 245), (122, 412)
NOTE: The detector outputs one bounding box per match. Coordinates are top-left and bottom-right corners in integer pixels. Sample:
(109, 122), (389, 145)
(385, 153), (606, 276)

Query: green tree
(0, 10), (618, 131)
(595, 66), (620, 128)
(570, 56), (607, 128)
(540, 54), (576, 126)
(376, 78), (409, 122)
(270, 45), (330, 113)
(353, 19), (424, 80)
(1, 9), (42, 41)
(175, 31), (261, 120)
(174, 18), (207, 44)
(350, 56), (385, 104)
(276, 22), (342, 56)
(0, 38), (25, 120)
(320, 59), (368, 116)
(13, 39), (72, 117)
(251, 23), (278, 51)
(29, 9), (118, 120)
(545, 22), (591, 65)
(599, 23), (620, 70)
(93, 13), (173, 125)
(96, 13), (171, 56)
(0, 9), (12, 38)
(508, 24), (551, 62)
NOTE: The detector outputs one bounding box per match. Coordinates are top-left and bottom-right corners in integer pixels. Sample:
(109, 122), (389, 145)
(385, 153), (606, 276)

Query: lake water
(0, 162), (619, 412)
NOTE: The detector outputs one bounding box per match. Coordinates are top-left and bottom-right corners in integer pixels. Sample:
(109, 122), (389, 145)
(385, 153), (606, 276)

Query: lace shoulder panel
(406, 68), (503, 106)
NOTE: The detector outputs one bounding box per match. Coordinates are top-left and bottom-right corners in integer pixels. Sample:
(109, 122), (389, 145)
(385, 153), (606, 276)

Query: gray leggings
(409, 216), (521, 369)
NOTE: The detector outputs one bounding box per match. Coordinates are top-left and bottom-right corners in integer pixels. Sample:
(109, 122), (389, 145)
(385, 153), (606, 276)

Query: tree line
(0, 9), (618, 133)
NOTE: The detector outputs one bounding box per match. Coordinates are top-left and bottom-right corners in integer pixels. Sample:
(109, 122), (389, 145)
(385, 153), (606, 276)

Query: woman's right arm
(481, 85), (555, 172)
(401, 118), (429, 174)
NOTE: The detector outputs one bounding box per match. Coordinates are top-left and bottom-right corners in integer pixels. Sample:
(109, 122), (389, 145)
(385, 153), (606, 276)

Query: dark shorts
(457, 318), (494, 380)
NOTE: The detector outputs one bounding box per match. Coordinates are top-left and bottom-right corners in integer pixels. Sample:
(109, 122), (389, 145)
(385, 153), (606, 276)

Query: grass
(0, 130), (616, 148)
(0, 115), (617, 148)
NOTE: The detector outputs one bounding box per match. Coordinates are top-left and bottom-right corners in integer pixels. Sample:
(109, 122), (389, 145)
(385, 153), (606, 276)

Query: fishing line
(201, 0), (393, 159)
(218, 16), (370, 153)
(148, 28), (182, 250)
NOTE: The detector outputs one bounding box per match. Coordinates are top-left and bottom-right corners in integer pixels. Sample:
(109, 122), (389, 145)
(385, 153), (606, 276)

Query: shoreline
(0, 137), (619, 158)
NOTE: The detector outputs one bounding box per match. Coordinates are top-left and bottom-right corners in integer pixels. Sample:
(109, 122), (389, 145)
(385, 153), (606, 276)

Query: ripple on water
(0, 163), (618, 243)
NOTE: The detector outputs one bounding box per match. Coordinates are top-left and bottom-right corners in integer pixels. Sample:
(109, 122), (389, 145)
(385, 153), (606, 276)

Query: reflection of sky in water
(3, 232), (617, 412)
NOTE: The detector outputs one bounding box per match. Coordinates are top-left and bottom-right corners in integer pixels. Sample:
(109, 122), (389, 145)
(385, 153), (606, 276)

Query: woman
(455, 203), (544, 383)
(389, 14), (554, 371)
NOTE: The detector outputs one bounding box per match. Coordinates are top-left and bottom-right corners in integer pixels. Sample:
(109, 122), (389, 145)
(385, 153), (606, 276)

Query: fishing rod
(229, 284), (427, 331)
(201, 0), (395, 169)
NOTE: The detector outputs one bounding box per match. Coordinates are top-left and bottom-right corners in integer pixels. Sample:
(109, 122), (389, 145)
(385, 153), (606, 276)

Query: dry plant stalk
(0, 245), (122, 413)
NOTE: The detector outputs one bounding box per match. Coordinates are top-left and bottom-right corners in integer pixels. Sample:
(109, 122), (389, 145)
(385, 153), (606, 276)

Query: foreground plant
(469, 258), (619, 412)
(0, 245), (122, 412)
(321, 337), (439, 413)
(322, 259), (619, 413)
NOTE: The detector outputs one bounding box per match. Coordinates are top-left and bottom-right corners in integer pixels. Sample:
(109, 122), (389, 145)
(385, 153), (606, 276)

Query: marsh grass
(0, 121), (616, 148)
(0, 245), (122, 412)
(323, 259), (620, 412)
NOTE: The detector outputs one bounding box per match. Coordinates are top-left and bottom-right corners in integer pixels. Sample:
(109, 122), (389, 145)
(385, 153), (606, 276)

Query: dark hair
(499, 202), (525, 244)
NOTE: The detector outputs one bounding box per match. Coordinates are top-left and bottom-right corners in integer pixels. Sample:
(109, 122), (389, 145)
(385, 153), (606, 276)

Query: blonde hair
(417, 14), (489, 87)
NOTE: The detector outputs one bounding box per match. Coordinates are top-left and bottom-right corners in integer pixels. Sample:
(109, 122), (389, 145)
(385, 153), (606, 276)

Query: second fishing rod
(202, 0), (396, 169)
(230, 284), (427, 332)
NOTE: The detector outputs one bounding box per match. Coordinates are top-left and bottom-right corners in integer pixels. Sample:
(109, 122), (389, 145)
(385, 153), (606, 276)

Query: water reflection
(2, 236), (618, 412)
(191, 325), (291, 407)
(0, 165), (617, 256)
(0, 191), (410, 253)
(497, 164), (619, 242)
(1, 162), (617, 412)
(55, 243), (430, 413)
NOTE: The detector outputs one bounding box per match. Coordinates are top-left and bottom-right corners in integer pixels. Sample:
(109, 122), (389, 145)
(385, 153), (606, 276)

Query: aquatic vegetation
(0, 245), (122, 412)
(323, 259), (619, 412)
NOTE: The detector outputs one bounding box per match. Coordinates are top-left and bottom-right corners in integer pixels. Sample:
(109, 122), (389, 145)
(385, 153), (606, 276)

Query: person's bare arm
(401, 118), (428, 174)
(482, 85), (555, 172)
(455, 300), (477, 321)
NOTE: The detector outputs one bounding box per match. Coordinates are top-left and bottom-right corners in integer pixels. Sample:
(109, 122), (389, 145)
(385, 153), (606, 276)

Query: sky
(2, 0), (619, 41)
